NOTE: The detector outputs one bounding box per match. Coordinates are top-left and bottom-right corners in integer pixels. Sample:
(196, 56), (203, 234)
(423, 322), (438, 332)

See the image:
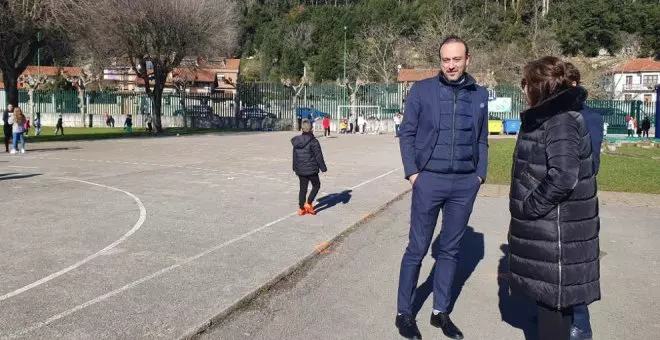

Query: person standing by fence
(357, 116), (366, 134)
(642, 116), (651, 138)
(23, 117), (30, 138)
(322, 115), (330, 137)
(393, 112), (402, 137)
(124, 114), (133, 133)
(627, 118), (635, 137)
(34, 115), (42, 136)
(3, 104), (14, 153)
(55, 114), (64, 136)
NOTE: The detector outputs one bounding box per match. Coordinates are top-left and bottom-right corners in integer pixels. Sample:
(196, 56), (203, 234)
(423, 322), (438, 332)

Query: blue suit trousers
(397, 172), (481, 314)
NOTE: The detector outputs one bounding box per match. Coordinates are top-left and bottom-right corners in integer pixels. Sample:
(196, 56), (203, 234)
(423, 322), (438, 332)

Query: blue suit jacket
(399, 75), (489, 181)
(580, 105), (604, 174)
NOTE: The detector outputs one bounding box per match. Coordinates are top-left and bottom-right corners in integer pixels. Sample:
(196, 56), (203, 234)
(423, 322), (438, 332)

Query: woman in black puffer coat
(508, 56), (600, 340)
(292, 119), (327, 215)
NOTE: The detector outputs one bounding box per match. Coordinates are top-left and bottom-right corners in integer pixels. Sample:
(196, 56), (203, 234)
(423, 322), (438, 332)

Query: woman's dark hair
(523, 56), (573, 107)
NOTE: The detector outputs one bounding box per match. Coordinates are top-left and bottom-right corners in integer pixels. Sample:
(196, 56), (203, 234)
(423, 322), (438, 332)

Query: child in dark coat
(291, 119), (327, 215)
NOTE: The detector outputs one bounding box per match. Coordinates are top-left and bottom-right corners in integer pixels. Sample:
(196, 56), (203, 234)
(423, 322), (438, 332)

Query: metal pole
(37, 32), (41, 79)
(655, 85), (660, 140)
(343, 26), (347, 109)
(343, 26), (347, 83)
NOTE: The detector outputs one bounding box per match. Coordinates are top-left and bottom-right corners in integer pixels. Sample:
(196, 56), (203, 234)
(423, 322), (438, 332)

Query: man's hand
(409, 173), (419, 186)
(477, 176), (483, 184)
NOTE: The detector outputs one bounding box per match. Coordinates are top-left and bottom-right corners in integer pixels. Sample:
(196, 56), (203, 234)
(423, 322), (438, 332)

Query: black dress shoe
(395, 314), (422, 339)
(570, 326), (593, 340)
(430, 312), (464, 339)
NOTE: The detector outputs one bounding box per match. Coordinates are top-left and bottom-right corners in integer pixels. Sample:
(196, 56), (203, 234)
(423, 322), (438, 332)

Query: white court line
(5, 167), (401, 339)
(3, 212), (296, 340)
(6, 165), (39, 169)
(350, 167), (402, 190)
(0, 177), (147, 303)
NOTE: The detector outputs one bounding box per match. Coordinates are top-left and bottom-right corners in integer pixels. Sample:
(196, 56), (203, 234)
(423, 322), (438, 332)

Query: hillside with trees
(238, 0), (660, 90)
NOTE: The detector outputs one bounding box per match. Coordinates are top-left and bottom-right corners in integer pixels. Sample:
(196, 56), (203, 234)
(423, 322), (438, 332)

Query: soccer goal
(337, 105), (382, 134)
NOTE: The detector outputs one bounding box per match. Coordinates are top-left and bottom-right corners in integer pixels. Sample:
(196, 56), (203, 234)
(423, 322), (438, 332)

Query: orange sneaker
(297, 208), (307, 216)
(304, 203), (316, 215)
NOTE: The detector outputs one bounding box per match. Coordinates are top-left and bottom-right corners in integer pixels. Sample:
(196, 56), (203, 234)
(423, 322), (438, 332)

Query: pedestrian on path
(357, 116), (367, 134)
(396, 35), (489, 340)
(124, 114), (133, 133)
(509, 56), (600, 340)
(291, 119), (327, 216)
(8, 107), (27, 154)
(393, 112), (402, 137)
(642, 116), (651, 138)
(3, 104), (14, 152)
(34, 115), (41, 136)
(23, 117), (30, 137)
(627, 118), (635, 137)
(55, 114), (64, 135)
(323, 115), (331, 137)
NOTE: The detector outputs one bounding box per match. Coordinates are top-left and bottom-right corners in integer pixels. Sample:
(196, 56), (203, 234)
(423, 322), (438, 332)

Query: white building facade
(610, 58), (660, 103)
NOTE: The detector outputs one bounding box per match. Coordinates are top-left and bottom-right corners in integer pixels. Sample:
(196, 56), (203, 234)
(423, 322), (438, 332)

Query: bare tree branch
(55, 0), (241, 132)
(284, 23), (315, 50)
(353, 23), (411, 84)
(413, 11), (485, 66)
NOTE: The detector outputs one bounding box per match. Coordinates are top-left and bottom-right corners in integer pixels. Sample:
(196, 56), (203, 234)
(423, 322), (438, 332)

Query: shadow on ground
(0, 173), (41, 181)
(315, 190), (352, 214)
(412, 226), (484, 316)
(25, 146), (82, 153)
(498, 244), (537, 340)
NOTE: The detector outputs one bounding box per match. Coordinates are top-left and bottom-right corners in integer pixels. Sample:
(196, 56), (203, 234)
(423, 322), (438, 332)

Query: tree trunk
(79, 89), (87, 127)
(2, 71), (19, 107)
(152, 88), (164, 133)
(149, 66), (168, 133)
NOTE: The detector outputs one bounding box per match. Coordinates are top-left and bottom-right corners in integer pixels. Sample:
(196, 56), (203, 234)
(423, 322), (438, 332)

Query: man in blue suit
(565, 63), (603, 340)
(396, 36), (489, 340)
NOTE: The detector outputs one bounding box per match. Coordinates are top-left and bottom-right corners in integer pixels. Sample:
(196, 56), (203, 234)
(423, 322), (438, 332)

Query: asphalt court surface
(0, 131), (409, 339)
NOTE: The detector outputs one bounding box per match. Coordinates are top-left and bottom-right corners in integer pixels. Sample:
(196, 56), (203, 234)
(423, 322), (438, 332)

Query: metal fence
(238, 83), (403, 120)
(3, 85), (656, 133)
(486, 85), (656, 134)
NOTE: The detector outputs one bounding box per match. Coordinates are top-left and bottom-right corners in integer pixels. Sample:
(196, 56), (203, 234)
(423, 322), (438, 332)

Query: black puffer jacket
(508, 87), (600, 309)
(291, 132), (327, 176)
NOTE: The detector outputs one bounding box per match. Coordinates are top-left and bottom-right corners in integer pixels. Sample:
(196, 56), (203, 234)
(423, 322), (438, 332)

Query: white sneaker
(10, 149), (17, 154)
(20, 148), (26, 154)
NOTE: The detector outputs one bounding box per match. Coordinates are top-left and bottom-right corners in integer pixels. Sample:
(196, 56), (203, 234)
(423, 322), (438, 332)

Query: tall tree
(58, 0), (240, 132)
(0, 0), (62, 106)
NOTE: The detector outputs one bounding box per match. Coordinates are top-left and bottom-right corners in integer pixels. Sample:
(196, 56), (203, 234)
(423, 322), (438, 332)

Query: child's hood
(291, 133), (314, 149)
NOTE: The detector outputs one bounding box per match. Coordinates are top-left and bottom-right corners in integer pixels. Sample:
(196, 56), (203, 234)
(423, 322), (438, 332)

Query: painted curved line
(0, 177), (147, 302)
(4, 167), (401, 339)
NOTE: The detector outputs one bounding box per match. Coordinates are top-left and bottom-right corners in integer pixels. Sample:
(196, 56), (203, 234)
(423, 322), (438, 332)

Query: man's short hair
(565, 62), (581, 85)
(439, 35), (470, 56)
(301, 119), (312, 133)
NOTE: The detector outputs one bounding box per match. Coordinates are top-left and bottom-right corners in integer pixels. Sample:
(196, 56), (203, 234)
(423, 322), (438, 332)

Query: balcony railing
(623, 83), (657, 91)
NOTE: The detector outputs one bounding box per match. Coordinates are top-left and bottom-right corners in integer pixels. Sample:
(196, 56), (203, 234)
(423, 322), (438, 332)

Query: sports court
(0, 131), (409, 339)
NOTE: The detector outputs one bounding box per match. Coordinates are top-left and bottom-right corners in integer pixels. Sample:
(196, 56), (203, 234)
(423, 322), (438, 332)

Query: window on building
(643, 75), (658, 86)
(626, 75), (633, 84)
